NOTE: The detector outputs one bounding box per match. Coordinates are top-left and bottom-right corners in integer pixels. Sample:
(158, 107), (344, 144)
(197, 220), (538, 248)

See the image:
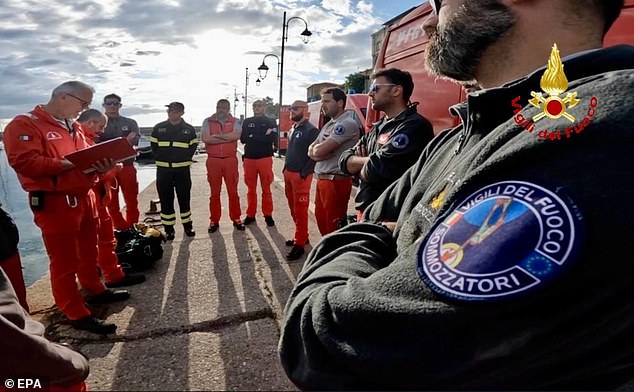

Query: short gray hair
(51, 81), (95, 98)
(77, 108), (105, 123)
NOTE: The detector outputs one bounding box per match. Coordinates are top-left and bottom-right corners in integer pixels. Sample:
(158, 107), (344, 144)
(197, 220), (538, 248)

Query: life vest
(205, 115), (237, 158)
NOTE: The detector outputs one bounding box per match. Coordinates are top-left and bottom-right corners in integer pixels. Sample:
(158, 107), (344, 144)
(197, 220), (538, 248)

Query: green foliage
(263, 96), (279, 119)
(344, 72), (367, 94)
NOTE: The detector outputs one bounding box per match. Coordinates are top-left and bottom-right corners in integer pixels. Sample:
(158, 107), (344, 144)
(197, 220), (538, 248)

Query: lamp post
(244, 67), (262, 119)
(257, 12), (312, 153)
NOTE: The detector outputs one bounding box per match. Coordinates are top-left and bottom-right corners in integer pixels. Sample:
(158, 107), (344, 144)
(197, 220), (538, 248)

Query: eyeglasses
(429, 0), (441, 15)
(290, 106), (306, 111)
(369, 83), (396, 93)
(67, 93), (91, 109)
(103, 101), (120, 106)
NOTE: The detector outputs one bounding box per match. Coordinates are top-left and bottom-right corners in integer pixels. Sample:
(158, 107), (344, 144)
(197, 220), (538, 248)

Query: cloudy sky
(0, 0), (423, 128)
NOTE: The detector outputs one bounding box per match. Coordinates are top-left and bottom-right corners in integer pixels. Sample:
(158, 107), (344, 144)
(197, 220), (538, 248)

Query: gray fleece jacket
(279, 45), (634, 390)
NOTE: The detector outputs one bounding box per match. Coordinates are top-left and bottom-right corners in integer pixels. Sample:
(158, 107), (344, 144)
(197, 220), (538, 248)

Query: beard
(291, 113), (303, 122)
(425, 0), (515, 83)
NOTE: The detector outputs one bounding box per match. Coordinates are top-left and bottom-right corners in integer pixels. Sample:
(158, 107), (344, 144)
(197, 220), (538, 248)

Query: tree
(263, 96), (279, 119)
(344, 72), (367, 94)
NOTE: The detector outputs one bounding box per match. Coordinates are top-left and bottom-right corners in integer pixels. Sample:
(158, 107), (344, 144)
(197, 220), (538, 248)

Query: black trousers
(156, 167), (192, 230)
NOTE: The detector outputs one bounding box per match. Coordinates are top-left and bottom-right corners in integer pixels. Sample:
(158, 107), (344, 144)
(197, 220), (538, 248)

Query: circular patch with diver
(417, 181), (583, 302)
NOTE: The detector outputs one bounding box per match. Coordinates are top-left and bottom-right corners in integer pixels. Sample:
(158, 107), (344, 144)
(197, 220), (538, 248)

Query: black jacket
(284, 120), (320, 178)
(241, 115), (277, 159)
(279, 45), (634, 390)
(339, 105), (433, 211)
(150, 120), (198, 165)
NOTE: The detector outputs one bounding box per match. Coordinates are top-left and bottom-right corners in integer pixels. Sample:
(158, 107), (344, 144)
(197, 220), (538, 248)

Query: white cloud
(0, 0), (413, 127)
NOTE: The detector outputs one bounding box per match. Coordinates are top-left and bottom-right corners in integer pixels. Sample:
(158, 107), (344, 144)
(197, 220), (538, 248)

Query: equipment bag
(115, 224), (164, 272)
(0, 205), (19, 261)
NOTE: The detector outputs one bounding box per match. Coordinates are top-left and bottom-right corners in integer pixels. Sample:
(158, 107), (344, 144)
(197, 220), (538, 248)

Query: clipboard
(65, 137), (138, 173)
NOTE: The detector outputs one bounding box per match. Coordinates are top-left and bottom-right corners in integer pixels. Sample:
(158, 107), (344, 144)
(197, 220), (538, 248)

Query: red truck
(368, 0), (634, 134)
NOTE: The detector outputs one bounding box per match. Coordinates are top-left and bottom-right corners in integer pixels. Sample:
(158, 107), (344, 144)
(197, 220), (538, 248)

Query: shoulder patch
(391, 133), (409, 149)
(333, 124), (345, 136)
(46, 131), (62, 140)
(417, 181), (583, 302)
(378, 133), (389, 145)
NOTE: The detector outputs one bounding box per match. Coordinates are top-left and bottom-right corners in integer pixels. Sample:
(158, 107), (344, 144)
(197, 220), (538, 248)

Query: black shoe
(233, 221), (245, 231)
(86, 289), (130, 305)
(286, 245), (305, 261)
(286, 239), (310, 246)
(243, 216), (256, 225)
(184, 224), (195, 237)
(106, 274), (146, 288)
(264, 216), (275, 227)
(70, 316), (117, 335)
(208, 223), (219, 233)
(165, 228), (175, 241)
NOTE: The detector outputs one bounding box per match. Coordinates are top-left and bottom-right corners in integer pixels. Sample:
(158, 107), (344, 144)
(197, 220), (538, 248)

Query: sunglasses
(429, 0), (441, 14)
(67, 93), (90, 109)
(290, 106), (306, 111)
(103, 101), (120, 106)
(369, 83), (396, 93)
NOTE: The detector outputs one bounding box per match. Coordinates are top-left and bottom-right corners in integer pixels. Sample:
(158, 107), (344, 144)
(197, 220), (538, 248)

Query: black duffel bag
(0, 205), (19, 261)
(115, 224), (165, 272)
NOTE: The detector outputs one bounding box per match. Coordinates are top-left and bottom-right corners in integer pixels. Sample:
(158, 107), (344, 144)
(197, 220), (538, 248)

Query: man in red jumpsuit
(4, 81), (130, 335)
(201, 99), (245, 232)
(77, 109), (146, 288)
(282, 100), (319, 260)
(240, 100), (278, 227)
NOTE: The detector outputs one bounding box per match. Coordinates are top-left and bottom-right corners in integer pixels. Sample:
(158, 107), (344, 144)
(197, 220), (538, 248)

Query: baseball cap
(165, 102), (185, 111)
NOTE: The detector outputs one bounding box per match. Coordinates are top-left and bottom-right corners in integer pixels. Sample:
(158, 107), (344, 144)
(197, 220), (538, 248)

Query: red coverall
(4, 106), (109, 321)
(240, 115), (277, 218)
(204, 115), (242, 225)
(314, 178), (352, 235)
(0, 252), (29, 312)
(83, 128), (125, 284)
(109, 163), (139, 230)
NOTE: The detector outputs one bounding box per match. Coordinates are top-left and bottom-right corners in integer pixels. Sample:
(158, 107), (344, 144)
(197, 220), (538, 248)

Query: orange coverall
(4, 106), (108, 321)
(83, 127), (126, 284)
(204, 114), (242, 224)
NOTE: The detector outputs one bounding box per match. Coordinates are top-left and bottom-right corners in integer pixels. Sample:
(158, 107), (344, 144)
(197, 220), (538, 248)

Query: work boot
(86, 289), (130, 305)
(233, 221), (245, 231)
(264, 216), (275, 227)
(164, 226), (175, 240)
(106, 273), (146, 288)
(70, 316), (117, 335)
(243, 216), (256, 225)
(286, 245), (305, 261)
(286, 239), (309, 246)
(184, 223), (196, 237)
(208, 223), (219, 233)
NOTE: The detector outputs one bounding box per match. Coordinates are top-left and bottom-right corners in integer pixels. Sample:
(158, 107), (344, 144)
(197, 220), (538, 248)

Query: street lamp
(244, 67), (261, 119)
(258, 12), (312, 153)
(257, 53), (281, 80)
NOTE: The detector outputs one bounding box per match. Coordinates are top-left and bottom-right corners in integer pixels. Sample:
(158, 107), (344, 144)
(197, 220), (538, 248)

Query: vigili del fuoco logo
(511, 44), (598, 141)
